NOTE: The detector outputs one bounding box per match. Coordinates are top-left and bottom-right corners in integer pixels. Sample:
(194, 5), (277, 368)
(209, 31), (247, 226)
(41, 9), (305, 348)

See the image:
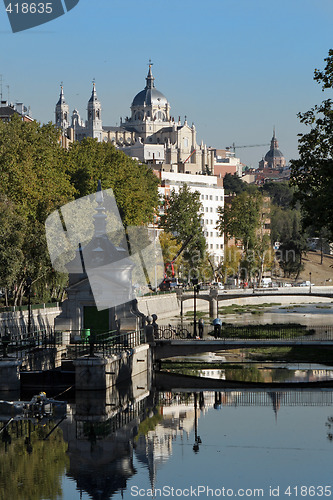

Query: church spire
(55, 83), (69, 132)
(146, 60), (155, 89)
(87, 80), (103, 140)
(271, 127), (279, 150)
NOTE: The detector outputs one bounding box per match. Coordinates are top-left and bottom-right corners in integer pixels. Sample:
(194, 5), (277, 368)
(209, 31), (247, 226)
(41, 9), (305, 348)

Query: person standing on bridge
(198, 318), (204, 339)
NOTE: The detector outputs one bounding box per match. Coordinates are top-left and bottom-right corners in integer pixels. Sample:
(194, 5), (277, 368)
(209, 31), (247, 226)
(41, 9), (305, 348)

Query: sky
(1, 0), (333, 168)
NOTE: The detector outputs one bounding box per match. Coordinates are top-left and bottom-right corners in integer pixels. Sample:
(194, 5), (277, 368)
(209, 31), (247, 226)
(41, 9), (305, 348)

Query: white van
(261, 278), (272, 288)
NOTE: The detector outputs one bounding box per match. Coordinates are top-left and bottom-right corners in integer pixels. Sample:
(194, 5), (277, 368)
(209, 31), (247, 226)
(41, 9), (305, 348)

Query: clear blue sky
(1, 0), (333, 167)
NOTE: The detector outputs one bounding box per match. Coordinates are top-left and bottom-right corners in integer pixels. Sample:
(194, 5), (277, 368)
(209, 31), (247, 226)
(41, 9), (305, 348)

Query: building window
(210, 232), (213, 237)
(205, 207), (208, 212)
(216, 196), (218, 201)
(205, 195), (208, 200)
(210, 195), (213, 200)
(210, 207), (213, 212)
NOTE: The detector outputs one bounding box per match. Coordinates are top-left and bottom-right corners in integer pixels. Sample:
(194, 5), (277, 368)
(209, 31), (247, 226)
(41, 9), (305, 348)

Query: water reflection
(1, 371), (333, 499)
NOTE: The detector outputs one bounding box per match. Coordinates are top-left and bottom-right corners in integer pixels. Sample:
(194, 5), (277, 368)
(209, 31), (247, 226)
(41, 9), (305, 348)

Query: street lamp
(191, 278), (199, 337)
(309, 272), (312, 294)
(193, 392), (202, 453)
(26, 277), (32, 337)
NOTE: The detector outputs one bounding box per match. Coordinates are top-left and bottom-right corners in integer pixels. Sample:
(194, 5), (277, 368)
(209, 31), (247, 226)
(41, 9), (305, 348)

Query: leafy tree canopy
(66, 138), (159, 227)
(159, 184), (206, 273)
(223, 173), (247, 194)
(290, 49), (333, 239)
(261, 181), (294, 209)
(0, 115), (74, 222)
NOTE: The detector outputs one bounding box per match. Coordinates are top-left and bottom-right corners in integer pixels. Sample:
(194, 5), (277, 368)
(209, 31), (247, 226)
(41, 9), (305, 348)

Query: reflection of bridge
(177, 286), (333, 317)
(155, 373), (333, 406)
(153, 336), (333, 360)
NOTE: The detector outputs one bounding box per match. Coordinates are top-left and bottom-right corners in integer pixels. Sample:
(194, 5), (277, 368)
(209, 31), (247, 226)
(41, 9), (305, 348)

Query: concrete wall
(137, 293), (208, 319)
(0, 306), (61, 335)
(74, 343), (150, 391)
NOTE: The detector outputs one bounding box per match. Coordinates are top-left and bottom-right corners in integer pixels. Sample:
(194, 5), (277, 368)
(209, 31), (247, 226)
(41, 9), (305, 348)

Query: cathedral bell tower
(55, 84), (69, 133)
(87, 81), (103, 141)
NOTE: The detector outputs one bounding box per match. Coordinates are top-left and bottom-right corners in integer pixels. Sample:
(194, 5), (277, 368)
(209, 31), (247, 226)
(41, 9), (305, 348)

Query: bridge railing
(66, 329), (145, 359)
(0, 328), (62, 358)
(156, 323), (333, 341)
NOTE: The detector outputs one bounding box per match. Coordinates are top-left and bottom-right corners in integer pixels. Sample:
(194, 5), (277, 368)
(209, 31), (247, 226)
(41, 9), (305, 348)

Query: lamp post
(26, 277), (32, 337)
(191, 278), (199, 338)
(193, 392), (202, 453)
(309, 272), (312, 294)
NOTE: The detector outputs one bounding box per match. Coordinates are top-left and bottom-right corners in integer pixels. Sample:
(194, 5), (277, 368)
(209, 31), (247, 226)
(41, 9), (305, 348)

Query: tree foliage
(277, 213), (307, 278)
(261, 181), (294, 209)
(217, 191), (272, 282)
(66, 138), (159, 227)
(217, 191), (262, 251)
(159, 184), (206, 280)
(223, 173), (247, 194)
(0, 119), (160, 304)
(290, 49), (333, 239)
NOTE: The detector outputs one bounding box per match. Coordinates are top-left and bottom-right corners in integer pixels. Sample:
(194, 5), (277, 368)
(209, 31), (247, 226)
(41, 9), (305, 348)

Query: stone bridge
(176, 286), (333, 317)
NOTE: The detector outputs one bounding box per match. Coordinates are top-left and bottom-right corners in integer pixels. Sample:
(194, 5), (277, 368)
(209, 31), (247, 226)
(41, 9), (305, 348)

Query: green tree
(0, 115), (74, 222)
(66, 138), (159, 227)
(261, 181), (294, 208)
(290, 49), (333, 239)
(159, 184), (206, 281)
(277, 213), (307, 278)
(217, 191), (272, 283)
(217, 191), (262, 252)
(0, 117), (74, 304)
(223, 173), (247, 194)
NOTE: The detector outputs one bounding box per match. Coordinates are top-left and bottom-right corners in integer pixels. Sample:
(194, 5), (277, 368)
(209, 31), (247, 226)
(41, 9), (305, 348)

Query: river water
(0, 304), (333, 500)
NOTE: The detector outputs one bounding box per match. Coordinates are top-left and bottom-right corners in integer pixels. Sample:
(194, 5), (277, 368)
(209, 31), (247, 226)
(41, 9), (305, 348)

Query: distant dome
(262, 130), (286, 169)
(265, 148), (284, 160)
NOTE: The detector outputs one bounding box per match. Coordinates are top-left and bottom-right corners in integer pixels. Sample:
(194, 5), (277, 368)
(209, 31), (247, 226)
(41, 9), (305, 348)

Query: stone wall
(0, 306), (61, 335)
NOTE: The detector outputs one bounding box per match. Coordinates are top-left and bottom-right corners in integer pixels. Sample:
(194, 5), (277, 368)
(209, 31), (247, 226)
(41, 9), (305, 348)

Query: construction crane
(226, 143), (269, 153)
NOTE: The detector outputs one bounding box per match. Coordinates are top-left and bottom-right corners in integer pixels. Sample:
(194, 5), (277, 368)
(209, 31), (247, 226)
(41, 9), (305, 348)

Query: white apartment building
(158, 171), (224, 265)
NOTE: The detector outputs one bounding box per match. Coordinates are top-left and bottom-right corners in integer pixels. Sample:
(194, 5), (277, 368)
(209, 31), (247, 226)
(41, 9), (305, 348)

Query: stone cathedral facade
(55, 64), (214, 175)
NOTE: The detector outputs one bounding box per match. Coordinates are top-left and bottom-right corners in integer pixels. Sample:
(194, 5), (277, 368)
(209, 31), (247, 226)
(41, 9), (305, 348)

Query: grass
(219, 322), (314, 339)
(247, 347), (333, 365)
(280, 305), (304, 310)
(218, 303), (281, 315)
(184, 311), (209, 319)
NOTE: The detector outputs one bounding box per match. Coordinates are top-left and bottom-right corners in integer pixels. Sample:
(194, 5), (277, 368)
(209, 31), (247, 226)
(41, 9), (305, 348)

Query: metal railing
(67, 329), (146, 359)
(0, 328), (62, 358)
(156, 324), (333, 341)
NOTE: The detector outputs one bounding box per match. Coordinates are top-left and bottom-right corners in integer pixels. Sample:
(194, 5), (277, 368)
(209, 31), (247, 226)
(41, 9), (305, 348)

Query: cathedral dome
(263, 130), (286, 169)
(132, 87), (167, 107)
(131, 64), (168, 107)
(264, 148), (284, 160)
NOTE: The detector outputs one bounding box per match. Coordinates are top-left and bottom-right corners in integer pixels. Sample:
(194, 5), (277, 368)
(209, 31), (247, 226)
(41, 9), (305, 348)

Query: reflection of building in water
(135, 395), (196, 490)
(60, 373), (151, 500)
